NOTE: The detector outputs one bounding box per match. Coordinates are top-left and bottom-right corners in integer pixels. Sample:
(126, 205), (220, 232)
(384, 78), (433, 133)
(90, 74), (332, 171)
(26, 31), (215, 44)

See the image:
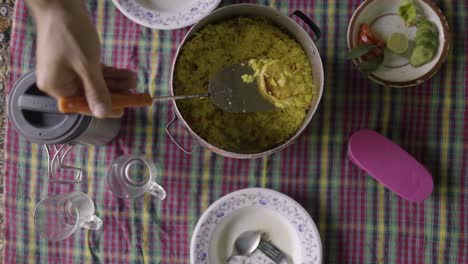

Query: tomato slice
(360, 31), (372, 44)
(359, 32), (384, 58)
(359, 24), (386, 47)
(357, 23), (385, 60)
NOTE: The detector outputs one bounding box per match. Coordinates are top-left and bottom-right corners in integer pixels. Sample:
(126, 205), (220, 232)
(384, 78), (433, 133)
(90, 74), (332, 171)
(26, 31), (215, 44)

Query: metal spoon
(206, 62), (276, 113)
(155, 62), (276, 113)
(41, 62), (276, 116)
(226, 230), (262, 263)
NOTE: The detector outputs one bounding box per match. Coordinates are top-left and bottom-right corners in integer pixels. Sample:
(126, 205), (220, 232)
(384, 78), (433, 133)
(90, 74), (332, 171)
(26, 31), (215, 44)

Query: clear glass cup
(106, 155), (166, 200)
(34, 191), (103, 241)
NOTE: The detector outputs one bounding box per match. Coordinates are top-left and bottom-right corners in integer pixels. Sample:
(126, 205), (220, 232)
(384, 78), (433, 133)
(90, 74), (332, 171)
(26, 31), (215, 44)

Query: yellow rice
(174, 17), (315, 153)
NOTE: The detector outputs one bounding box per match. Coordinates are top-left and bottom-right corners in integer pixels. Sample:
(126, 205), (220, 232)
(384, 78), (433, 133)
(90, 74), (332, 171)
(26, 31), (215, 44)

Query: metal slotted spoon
(52, 62), (277, 115)
(145, 62), (276, 113)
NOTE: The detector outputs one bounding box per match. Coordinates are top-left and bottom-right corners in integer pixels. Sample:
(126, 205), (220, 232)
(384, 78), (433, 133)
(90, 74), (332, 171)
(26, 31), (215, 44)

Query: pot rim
(169, 3), (324, 159)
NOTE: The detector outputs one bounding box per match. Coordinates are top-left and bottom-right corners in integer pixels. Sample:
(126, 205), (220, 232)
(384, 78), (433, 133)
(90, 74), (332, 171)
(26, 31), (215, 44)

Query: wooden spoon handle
(58, 93), (153, 114)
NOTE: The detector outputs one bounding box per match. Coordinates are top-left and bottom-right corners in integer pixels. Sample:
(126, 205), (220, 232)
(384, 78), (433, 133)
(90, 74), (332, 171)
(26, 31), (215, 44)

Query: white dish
(190, 188), (322, 264)
(347, 0), (450, 87)
(112, 0), (221, 30)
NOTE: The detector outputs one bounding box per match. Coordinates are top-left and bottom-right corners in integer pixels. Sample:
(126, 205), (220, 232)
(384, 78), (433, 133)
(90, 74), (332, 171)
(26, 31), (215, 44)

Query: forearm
(25, 0), (120, 118)
(25, 0), (83, 21)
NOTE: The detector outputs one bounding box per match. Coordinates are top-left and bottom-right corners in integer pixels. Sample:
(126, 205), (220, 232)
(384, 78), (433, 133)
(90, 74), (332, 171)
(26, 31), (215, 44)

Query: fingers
(37, 62), (136, 118)
(109, 109), (125, 118)
(105, 78), (137, 92)
(102, 65), (138, 91)
(35, 66), (80, 98)
(77, 63), (113, 118)
(78, 65), (136, 118)
(102, 65), (137, 79)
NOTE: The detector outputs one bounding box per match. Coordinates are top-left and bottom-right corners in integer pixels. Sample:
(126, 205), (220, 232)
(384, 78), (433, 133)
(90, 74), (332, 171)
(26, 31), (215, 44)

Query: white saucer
(112, 0), (221, 30)
(347, 0), (450, 87)
(190, 188), (322, 264)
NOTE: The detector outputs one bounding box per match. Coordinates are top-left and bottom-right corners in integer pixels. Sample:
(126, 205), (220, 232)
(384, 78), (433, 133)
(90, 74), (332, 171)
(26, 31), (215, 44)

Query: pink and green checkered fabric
(4, 0), (468, 263)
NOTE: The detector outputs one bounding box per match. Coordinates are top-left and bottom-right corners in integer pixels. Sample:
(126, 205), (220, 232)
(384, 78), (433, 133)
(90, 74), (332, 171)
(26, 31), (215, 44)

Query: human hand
(26, 0), (137, 118)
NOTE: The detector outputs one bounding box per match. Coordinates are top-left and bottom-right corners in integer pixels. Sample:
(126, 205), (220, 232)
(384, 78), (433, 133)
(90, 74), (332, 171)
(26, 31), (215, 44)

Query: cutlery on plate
(258, 239), (287, 264)
(225, 230), (262, 263)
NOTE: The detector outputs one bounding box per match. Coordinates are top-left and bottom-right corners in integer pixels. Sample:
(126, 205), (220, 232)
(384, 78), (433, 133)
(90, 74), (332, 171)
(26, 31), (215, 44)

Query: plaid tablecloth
(3, 0), (468, 263)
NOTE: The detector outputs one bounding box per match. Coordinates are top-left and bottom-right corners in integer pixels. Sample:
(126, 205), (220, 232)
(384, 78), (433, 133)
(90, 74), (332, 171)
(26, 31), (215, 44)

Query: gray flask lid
(7, 72), (91, 145)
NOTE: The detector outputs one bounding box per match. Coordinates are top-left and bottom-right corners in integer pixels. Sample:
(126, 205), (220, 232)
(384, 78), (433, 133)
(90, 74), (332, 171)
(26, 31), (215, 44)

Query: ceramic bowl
(190, 188), (322, 263)
(347, 0), (450, 87)
(111, 0), (221, 30)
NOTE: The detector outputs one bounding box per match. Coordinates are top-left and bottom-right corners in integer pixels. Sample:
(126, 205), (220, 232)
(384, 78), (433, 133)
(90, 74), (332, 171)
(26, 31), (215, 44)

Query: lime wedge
(387, 32), (409, 54)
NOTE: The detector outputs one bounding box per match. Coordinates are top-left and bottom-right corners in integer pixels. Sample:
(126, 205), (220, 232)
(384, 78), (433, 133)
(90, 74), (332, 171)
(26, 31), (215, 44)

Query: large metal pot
(167, 4), (324, 159)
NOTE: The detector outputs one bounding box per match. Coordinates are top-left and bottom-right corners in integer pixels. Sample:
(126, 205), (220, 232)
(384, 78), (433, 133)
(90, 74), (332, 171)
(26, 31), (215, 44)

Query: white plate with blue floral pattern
(112, 0), (221, 30)
(190, 188), (322, 264)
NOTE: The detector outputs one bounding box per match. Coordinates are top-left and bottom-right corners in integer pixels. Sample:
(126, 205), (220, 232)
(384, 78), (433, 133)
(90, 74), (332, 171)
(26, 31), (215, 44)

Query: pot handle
(165, 112), (199, 155)
(290, 10), (321, 42)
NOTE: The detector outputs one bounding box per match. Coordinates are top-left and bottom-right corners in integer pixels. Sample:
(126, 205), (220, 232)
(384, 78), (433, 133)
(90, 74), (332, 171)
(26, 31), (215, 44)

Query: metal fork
(258, 239), (286, 263)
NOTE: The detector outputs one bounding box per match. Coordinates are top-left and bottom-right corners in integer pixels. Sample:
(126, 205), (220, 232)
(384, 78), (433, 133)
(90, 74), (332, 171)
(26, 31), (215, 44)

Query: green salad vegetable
(398, 0), (419, 26)
(398, 0), (440, 67)
(410, 19), (439, 67)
